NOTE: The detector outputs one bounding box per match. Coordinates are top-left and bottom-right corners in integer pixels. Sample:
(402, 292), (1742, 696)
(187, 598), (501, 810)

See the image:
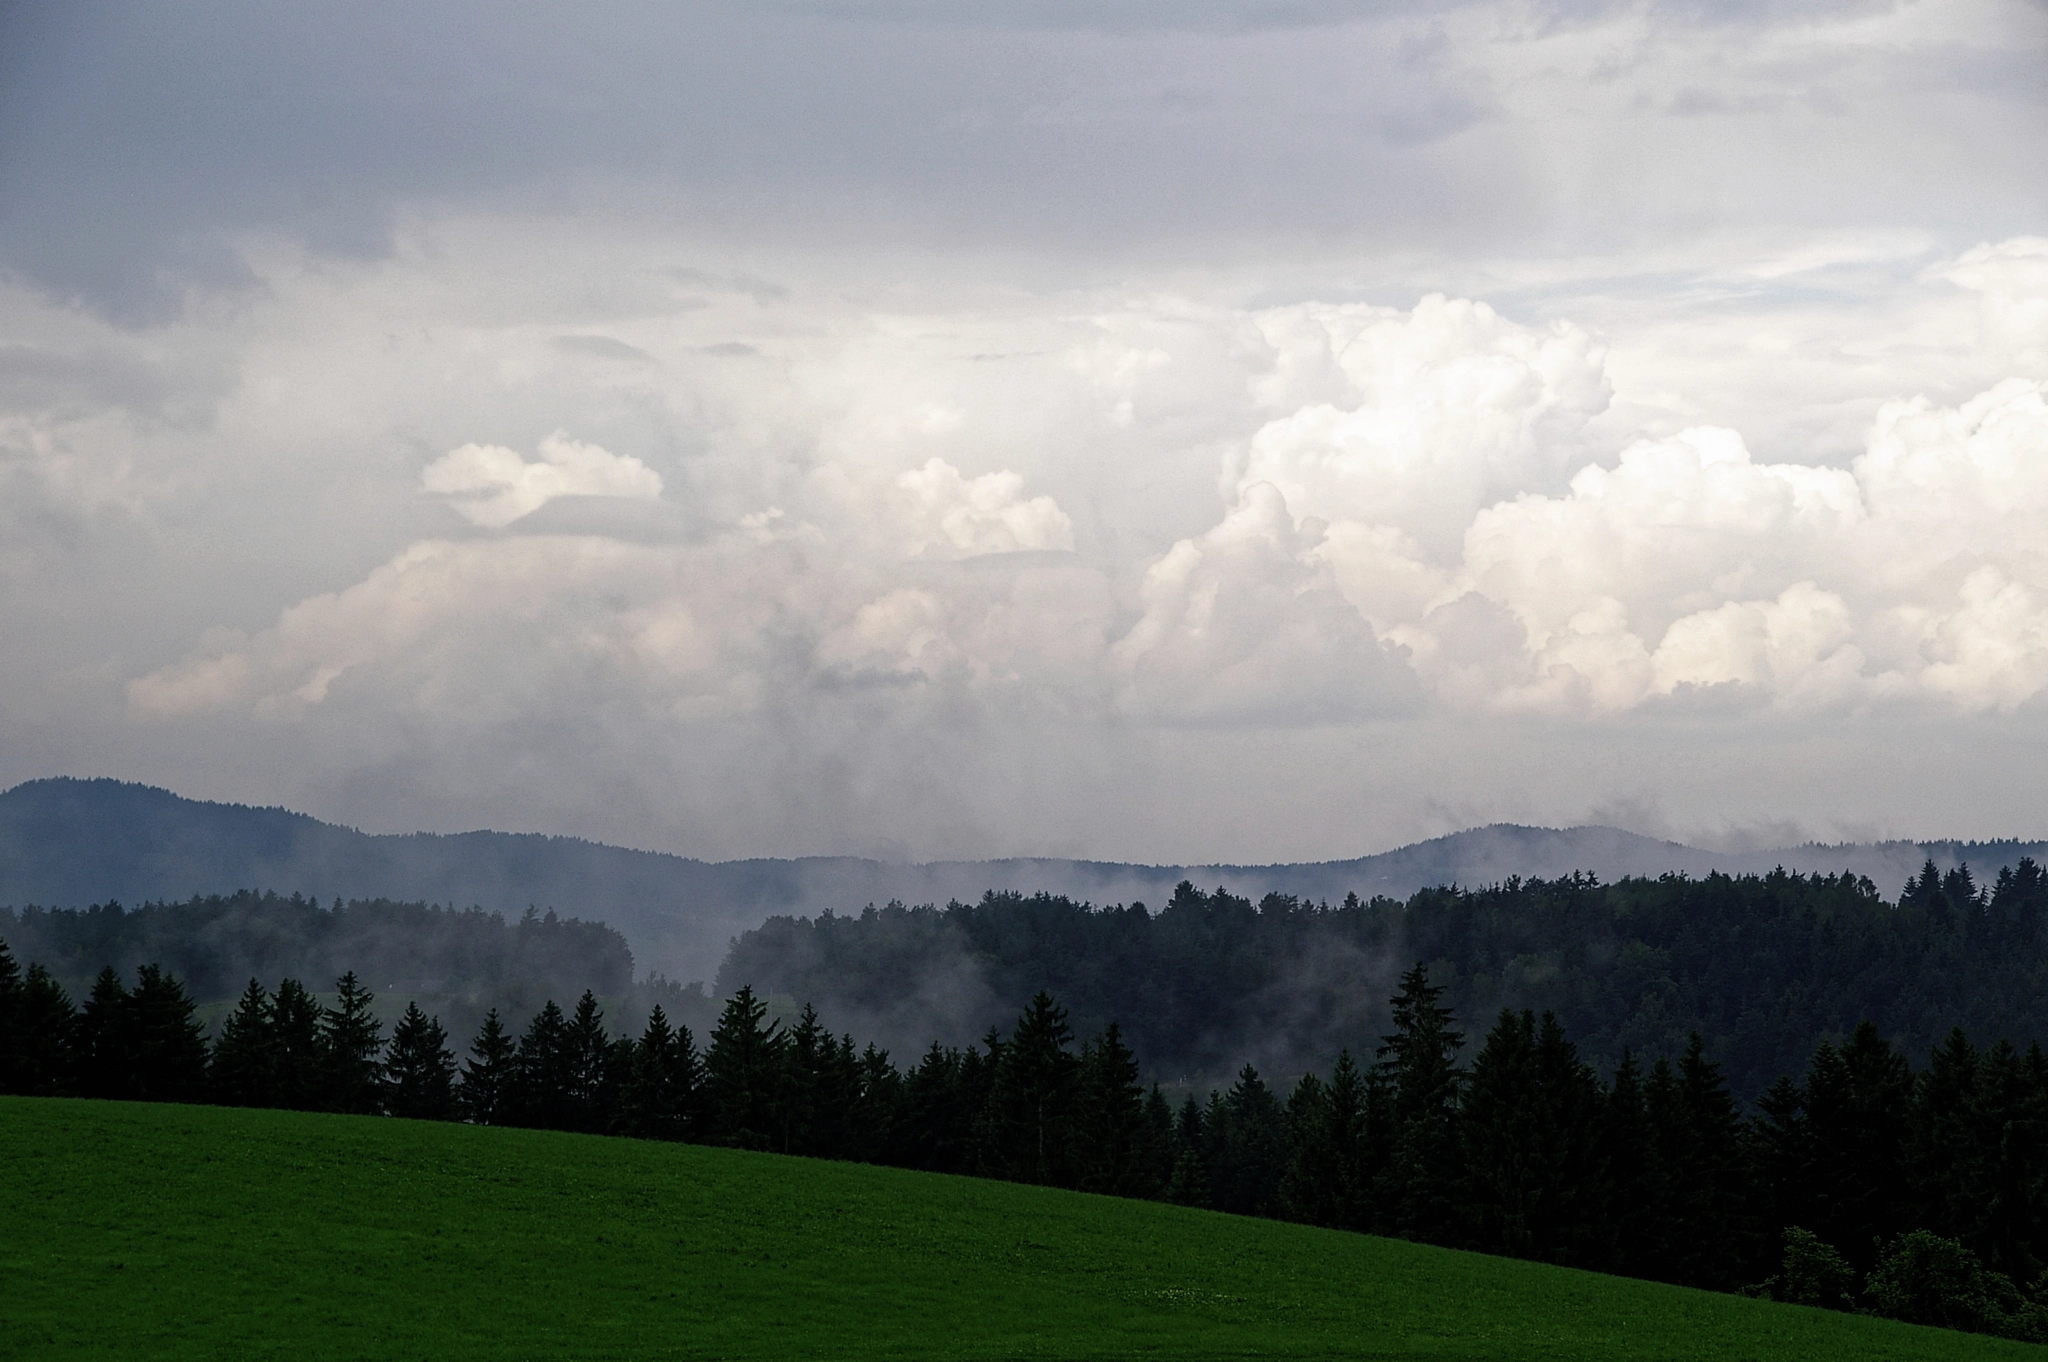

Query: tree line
(719, 861), (2048, 1098)
(6, 933), (2048, 1342)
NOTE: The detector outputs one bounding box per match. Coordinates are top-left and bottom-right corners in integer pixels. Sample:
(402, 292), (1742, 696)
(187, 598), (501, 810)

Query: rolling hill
(3, 1096), (2035, 1360)
(4, 776), (2043, 983)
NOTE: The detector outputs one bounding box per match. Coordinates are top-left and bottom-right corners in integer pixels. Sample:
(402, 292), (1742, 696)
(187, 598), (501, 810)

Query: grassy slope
(2, 1097), (2037, 1362)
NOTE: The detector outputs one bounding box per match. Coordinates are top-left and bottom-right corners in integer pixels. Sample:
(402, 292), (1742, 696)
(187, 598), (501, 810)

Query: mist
(0, 1), (2043, 864)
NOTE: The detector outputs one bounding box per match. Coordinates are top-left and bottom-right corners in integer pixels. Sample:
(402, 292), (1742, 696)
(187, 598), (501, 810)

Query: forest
(5, 921), (2048, 1344)
(718, 862), (2048, 1097)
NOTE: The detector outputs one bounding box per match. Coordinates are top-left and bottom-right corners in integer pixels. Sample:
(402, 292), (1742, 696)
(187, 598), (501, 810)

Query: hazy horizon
(2, 1), (2044, 865)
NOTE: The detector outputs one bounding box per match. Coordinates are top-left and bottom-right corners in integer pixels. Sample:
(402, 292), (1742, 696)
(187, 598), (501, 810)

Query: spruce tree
(0, 936), (19, 1093)
(1166, 1093), (1211, 1207)
(563, 991), (614, 1133)
(1604, 1050), (1657, 1276)
(1280, 1071), (1338, 1225)
(706, 985), (783, 1149)
(385, 1002), (456, 1121)
(1206, 1064), (1285, 1217)
(781, 1003), (829, 1155)
(269, 979), (326, 1110)
(208, 978), (276, 1107)
(13, 965), (75, 1096)
(1806, 1021), (1912, 1275)
(1375, 962), (1465, 1242)
(75, 966), (132, 1099)
(458, 1008), (516, 1125)
(851, 1041), (900, 1163)
(1073, 1022), (1150, 1196)
(125, 965), (208, 1103)
(1660, 1033), (1747, 1288)
(321, 972), (385, 1114)
(513, 1000), (573, 1129)
(620, 1005), (691, 1141)
(978, 992), (1079, 1186)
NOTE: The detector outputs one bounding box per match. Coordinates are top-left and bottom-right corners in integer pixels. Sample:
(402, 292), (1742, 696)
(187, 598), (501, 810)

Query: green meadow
(2, 1096), (2036, 1361)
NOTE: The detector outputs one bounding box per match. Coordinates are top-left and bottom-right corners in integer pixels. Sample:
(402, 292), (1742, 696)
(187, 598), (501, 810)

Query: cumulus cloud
(421, 433), (662, 528)
(5, 214), (2040, 859)
(1113, 482), (1420, 724)
(893, 457), (1075, 558)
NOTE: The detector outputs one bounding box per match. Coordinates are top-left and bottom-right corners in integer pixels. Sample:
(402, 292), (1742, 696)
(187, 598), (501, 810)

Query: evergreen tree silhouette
(1282, 1050), (1370, 1229)
(321, 972), (384, 1114)
(620, 1005), (703, 1141)
(706, 985), (782, 1149)
(513, 1000), (572, 1129)
(979, 992), (1078, 1186)
(12, 964), (75, 1096)
(563, 991), (614, 1133)
(458, 1008), (516, 1125)
(385, 1002), (456, 1120)
(270, 979), (326, 1110)
(1167, 1093), (1210, 1207)
(1207, 1064), (1285, 1217)
(0, 937), (19, 1092)
(208, 979), (276, 1107)
(1458, 1009), (1607, 1265)
(1603, 1050), (1657, 1275)
(1073, 1022), (1151, 1196)
(125, 965), (207, 1103)
(1375, 962), (1465, 1242)
(75, 966), (132, 1099)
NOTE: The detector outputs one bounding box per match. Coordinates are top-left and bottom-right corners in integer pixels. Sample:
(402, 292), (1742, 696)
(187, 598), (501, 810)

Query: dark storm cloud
(8, 0), (1980, 319)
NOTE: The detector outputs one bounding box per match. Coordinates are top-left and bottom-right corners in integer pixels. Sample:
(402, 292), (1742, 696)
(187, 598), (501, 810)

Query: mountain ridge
(5, 777), (2043, 983)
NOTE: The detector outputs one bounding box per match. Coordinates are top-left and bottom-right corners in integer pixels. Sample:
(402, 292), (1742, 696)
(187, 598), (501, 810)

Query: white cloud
(9, 220), (2045, 859)
(893, 457), (1075, 558)
(421, 432), (662, 528)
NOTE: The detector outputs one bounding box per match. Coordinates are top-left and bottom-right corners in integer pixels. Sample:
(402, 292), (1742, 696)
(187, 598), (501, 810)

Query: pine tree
(1207, 1064), (1285, 1217)
(1458, 1009), (1607, 1265)
(458, 1009), (516, 1125)
(1653, 1033), (1746, 1288)
(513, 1000), (572, 1129)
(385, 1002), (456, 1120)
(1604, 1050), (1657, 1276)
(269, 978), (326, 1110)
(781, 1003), (829, 1155)
(1073, 1022), (1151, 1197)
(1376, 962), (1465, 1242)
(1804, 1022), (1912, 1275)
(1167, 1093), (1211, 1207)
(851, 1041), (901, 1163)
(0, 936), (20, 1093)
(321, 972), (385, 1114)
(126, 965), (208, 1103)
(705, 985), (783, 1149)
(978, 992), (1079, 1186)
(208, 979), (277, 1107)
(563, 991), (614, 1133)
(620, 1005), (705, 1141)
(13, 965), (75, 1096)
(75, 966), (132, 1099)
(1914, 1027), (1982, 1247)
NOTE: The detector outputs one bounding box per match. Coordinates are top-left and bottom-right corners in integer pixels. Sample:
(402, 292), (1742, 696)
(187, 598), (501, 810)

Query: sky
(0, 0), (2045, 864)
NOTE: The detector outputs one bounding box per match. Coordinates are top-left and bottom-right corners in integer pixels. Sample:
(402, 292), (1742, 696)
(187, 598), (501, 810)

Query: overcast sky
(1, 0), (2044, 862)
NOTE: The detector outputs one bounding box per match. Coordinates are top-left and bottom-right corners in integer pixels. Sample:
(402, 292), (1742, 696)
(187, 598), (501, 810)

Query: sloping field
(1, 1097), (2035, 1361)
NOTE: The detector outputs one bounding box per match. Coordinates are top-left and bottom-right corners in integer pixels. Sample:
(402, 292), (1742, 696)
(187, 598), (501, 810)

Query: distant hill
(3, 777), (2044, 984)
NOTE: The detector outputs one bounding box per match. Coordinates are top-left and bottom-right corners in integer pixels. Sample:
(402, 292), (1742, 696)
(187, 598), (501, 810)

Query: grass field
(3, 1097), (2039, 1360)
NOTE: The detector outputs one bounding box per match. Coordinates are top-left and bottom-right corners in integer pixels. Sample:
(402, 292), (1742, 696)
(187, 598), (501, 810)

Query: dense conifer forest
(720, 862), (2048, 1098)
(7, 912), (2048, 1343)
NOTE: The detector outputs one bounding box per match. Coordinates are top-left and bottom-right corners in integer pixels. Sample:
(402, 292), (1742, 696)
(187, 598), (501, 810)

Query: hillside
(2, 1097), (2033, 1361)
(7, 777), (2047, 984)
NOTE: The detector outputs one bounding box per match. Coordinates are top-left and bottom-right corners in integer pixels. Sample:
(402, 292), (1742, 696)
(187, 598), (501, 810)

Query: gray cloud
(0, 0), (2044, 865)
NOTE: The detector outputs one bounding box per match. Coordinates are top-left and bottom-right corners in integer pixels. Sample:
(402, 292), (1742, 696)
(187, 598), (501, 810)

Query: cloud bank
(0, 0), (2043, 861)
